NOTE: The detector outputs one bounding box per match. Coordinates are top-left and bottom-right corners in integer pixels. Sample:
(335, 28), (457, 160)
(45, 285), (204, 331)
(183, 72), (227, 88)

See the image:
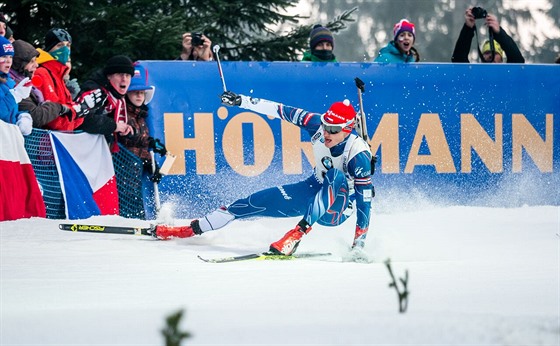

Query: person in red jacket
(9, 39), (76, 129)
(34, 28), (104, 131)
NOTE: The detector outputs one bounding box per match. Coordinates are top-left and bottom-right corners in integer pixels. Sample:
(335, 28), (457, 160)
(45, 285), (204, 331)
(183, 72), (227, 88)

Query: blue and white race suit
(217, 95), (374, 244)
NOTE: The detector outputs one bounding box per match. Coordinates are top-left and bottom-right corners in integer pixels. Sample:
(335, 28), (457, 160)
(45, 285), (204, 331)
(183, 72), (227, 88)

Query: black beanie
(44, 28), (72, 52)
(103, 55), (135, 76)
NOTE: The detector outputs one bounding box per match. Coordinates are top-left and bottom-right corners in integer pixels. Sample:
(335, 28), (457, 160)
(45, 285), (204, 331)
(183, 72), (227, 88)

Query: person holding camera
(451, 6), (524, 63)
(177, 32), (213, 61)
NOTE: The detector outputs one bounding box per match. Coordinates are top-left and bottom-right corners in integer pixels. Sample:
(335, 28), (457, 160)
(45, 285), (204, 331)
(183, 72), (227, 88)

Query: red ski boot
(154, 225), (194, 239)
(155, 220), (203, 239)
(269, 221), (311, 255)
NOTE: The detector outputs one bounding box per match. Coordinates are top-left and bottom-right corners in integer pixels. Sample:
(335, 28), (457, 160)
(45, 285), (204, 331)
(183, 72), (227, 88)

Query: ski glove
(220, 91), (241, 106)
(65, 78), (81, 100)
(16, 112), (33, 136)
(73, 89), (106, 118)
(10, 77), (32, 103)
(148, 137), (167, 156)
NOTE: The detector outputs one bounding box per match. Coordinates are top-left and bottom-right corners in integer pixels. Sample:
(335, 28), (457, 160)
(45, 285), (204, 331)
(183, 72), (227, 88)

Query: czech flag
(0, 121), (46, 221)
(50, 131), (119, 219)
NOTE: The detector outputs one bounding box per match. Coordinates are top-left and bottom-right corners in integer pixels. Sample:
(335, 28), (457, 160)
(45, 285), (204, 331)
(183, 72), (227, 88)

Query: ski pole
(213, 45), (227, 92)
(354, 77), (377, 174)
(150, 151), (161, 213)
(354, 77), (368, 142)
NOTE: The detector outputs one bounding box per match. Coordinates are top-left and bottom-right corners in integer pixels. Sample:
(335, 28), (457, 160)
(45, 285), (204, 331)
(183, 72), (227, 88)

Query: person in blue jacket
(374, 19), (419, 63)
(157, 92), (374, 257)
(0, 36), (32, 135)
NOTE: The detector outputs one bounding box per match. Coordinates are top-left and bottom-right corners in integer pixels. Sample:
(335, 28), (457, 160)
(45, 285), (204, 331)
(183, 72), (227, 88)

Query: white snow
(1, 204), (559, 345)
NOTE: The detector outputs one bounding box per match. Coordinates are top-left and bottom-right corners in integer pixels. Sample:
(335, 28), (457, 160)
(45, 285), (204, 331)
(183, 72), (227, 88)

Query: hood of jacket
(36, 48), (55, 65)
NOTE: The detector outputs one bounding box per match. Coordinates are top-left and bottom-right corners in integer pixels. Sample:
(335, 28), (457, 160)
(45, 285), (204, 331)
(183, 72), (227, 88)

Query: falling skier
(157, 91), (374, 256)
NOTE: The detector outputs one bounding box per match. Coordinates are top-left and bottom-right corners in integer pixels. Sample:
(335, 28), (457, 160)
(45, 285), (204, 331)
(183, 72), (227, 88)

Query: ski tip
(197, 255), (211, 263)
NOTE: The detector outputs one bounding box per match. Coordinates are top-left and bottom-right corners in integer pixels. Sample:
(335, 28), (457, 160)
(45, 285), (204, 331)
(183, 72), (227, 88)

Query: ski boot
(154, 220), (203, 240)
(269, 221), (311, 256)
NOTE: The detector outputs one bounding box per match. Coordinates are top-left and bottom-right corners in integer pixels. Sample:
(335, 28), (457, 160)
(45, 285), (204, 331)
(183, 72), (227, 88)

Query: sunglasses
(322, 123), (345, 134)
(321, 113), (354, 135)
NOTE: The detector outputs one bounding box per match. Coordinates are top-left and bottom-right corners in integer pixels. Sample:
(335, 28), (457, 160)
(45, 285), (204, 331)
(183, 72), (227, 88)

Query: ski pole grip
(354, 77), (365, 93)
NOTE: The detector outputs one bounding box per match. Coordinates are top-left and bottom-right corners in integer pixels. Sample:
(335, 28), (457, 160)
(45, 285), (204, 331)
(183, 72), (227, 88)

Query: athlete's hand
(220, 91), (241, 106)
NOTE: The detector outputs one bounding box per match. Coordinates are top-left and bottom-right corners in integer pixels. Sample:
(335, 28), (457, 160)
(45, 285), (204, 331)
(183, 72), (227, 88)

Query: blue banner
(141, 61), (559, 217)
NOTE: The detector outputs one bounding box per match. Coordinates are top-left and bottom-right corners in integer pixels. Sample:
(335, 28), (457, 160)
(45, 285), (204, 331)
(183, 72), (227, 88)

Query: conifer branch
(384, 258), (410, 313)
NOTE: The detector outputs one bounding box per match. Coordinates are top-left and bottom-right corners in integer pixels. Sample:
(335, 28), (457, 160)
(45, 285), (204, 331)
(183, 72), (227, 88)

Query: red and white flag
(0, 121), (46, 221)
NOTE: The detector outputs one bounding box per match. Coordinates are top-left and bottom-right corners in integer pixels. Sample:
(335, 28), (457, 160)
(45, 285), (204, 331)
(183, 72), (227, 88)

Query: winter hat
(0, 36), (14, 57)
(309, 24), (334, 50)
(103, 55), (135, 76)
(482, 39), (505, 59)
(128, 63), (155, 104)
(0, 13), (6, 24)
(321, 99), (356, 133)
(12, 40), (39, 73)
(44, 28), (72, 52)
(393, 19), (415, 41)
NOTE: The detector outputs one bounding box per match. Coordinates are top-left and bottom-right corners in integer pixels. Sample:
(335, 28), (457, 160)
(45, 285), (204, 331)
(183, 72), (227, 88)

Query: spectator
(0, 36), (32, 136)
(177, 32), (213, 61)
(451, 6), (524, 63)
(0, 13), (7, 38)
(34, 28), (98, 130)
(77, 55), (134, 151)
(301, 24), (337, 62)
(156, 91), (374, 259)
(120, 62), (166, 183)
(374, 19), (419, 63)
(555, 54), (560, 64)
(10, 39), (74, 128)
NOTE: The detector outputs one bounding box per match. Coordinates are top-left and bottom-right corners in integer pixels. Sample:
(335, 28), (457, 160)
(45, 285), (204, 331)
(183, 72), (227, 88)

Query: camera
(471, 7), (487, 19)
(191, 32), (205, 46)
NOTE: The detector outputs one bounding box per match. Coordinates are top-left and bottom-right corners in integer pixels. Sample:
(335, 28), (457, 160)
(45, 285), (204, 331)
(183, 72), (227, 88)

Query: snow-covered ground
(1, 204), (559, 345)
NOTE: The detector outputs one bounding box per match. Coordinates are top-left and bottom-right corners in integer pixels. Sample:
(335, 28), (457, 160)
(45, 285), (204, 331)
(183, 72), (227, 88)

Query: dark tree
(0, 0), (356, 78)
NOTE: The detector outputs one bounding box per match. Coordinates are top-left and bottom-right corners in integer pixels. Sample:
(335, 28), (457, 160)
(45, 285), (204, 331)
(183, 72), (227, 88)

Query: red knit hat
(321, 99), (356, 133)
(393, 19), (415, 41)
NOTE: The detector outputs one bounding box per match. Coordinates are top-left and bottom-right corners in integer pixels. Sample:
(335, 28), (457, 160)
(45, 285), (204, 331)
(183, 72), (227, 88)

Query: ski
(59, 223), (156, 237)
(197, 252), (333, 263)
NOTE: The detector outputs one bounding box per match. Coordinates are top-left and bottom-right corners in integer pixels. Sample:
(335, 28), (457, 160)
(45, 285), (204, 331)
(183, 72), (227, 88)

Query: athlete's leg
(226, 176), (319, 219)
(306, 168), (351, 227)
(269, 169), (350, 255)
(195, 175), (320, 233)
